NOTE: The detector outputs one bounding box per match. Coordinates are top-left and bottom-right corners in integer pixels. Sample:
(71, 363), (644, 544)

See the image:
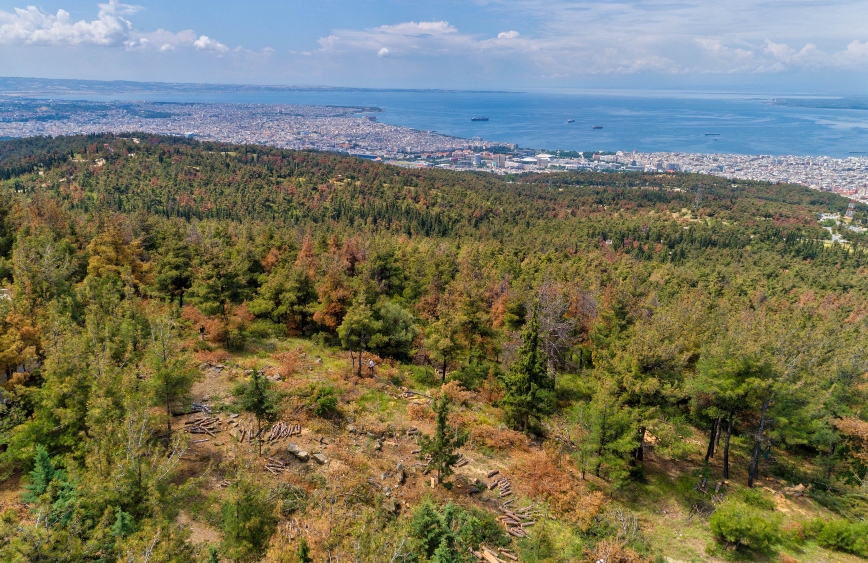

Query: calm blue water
(42, 89), (868, 158)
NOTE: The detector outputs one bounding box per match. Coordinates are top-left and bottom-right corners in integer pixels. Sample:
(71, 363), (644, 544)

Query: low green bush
(738, 488), (776, 511)
(409, 499), (508, 561)
(709, 500), (780, 553)
(449, 361), (497, 390)
(309, 385), (339, 418)
(272, 483), (308, 517)
(805, 518), (868, 557)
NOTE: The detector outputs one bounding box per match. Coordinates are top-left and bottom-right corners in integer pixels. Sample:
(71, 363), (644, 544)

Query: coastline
(1, 93), (866, 202)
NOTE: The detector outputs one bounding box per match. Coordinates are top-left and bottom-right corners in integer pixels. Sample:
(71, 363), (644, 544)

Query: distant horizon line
(0, 76), (520, 96)
(0, 76), (857, 100)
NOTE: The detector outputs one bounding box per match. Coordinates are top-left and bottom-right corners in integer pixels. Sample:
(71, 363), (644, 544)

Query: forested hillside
(1, 134), (867, 563)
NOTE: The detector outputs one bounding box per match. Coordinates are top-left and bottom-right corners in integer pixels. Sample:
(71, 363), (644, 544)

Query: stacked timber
(471, 546), (519, 563)
(496, 504), (538, 538)
(489, 476), (512, 497)
(191, 403), (212, 414)
(400, 389), (430, 403)
(185, 416), (221, 437)
(231, 424), (264, 443)
(266, 421), (302, 443)
(265, 457), (288, 474)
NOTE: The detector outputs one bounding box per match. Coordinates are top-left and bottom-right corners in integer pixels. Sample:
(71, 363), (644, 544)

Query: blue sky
(1, 0), (867, 92)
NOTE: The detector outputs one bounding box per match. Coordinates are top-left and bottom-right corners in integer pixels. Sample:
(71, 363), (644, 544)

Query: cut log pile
(489, 476), (513, 498)
(496, 502), (538, 538)
(230, 424), (258, 443)
(455, 454), (469, 468)
(185, 416), (222, 437)
(471, 545), (520, 563)
(265, 457), (289, 474)
(190, 403), (212, 414)
(265, 421), (302, 443)
(400, 389), (430, 403)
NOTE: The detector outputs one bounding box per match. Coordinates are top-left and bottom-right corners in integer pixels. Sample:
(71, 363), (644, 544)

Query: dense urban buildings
(2, 97), (866, 202)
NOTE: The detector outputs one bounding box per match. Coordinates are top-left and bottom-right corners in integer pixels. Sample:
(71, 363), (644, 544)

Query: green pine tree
(22, 445), (55, 503)
(297, 537), (312, 563)
(110, 506), (134, 538)
(233, 371), (281, 456)
(410, 500), (447, 558)
(430, 538), (458, 563)
(418, 396), (468, 485)
(220, 477), (278, 563)
(500, 309), (555, 433)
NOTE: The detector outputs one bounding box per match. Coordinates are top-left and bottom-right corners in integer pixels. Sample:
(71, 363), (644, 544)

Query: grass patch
(356, 389), (404, 417)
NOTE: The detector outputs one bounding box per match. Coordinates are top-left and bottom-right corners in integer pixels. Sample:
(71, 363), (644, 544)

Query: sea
(24, 87), (868, 158)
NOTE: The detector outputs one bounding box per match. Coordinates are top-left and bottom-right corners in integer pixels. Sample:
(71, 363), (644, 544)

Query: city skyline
(1, 1), (867, 92)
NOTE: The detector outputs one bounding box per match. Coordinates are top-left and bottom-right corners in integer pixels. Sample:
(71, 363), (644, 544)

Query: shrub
(409, 500), (508, 560)
(738, 488), (776, 511)
(709, 501), (780, 552)
(805, 518), (868, 557)
(220, 479), (278, 562)
(273, 484), (307, 517)
(449, 361), (494, 390)
(436, 380), (474, 406)
(310, 385), (339, 418)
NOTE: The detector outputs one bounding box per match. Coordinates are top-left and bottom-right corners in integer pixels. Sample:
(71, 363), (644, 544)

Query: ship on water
(592, 125), (603, 129)
(470, 117), (489, 121)
(705, 132), (721, 136)
(567, 119), (575, 123)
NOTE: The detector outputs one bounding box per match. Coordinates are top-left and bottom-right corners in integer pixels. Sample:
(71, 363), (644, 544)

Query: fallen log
(481, 547), (503, 563)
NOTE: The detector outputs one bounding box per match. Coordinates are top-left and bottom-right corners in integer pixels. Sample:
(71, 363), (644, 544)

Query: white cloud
(843, 39), (868, 57)
(319, 20), (466, 56)
(313, 11), (868, 80)
(0, 1), (236, 55)
(378, 21), (457, 36)
(0, 1), (135, 46)
(696, 39), (752, 59)
(317, 19), (680, 75)
(193, 35), (228, 53)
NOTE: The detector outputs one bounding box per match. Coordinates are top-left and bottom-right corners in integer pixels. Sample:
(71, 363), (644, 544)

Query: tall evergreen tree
(22, 445), (55, 503)
(297, 538), (312, 563)
(418, 396), (468, 485)
(148, 314), (198, 436)
(501, 309), (555, 433)
(234, 371), (281, 456)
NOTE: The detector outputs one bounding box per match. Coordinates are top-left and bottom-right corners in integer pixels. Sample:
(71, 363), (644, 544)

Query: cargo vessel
(470, 117), (489, 121)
